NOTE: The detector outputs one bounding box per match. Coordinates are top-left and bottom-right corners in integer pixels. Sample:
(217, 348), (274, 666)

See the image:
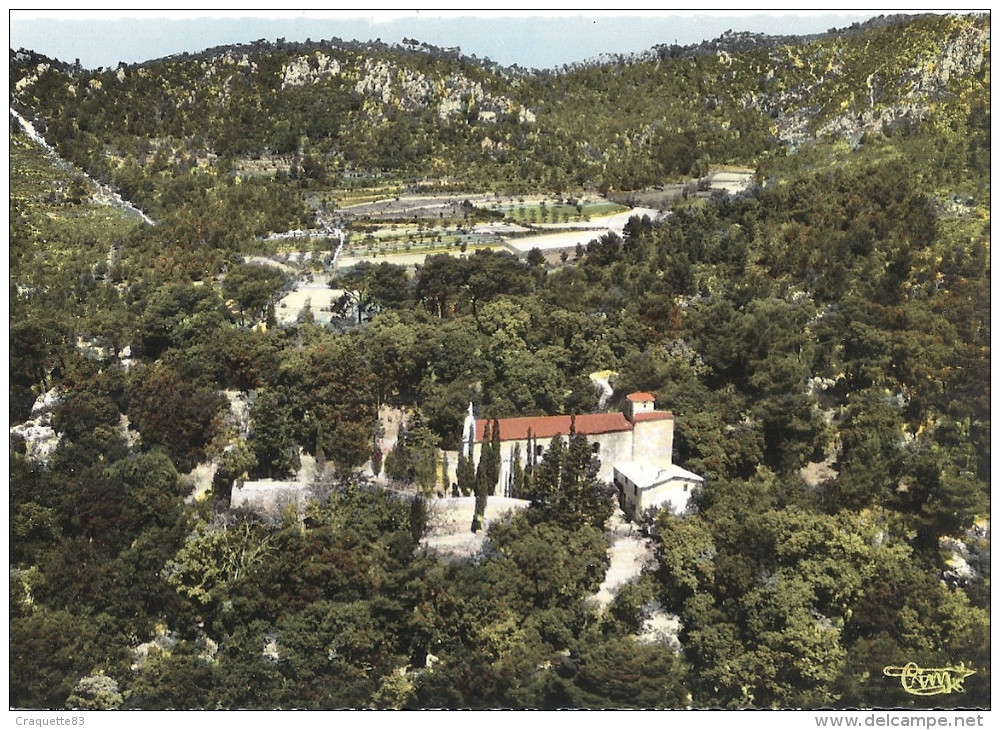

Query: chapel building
(455, 392), (703, 520)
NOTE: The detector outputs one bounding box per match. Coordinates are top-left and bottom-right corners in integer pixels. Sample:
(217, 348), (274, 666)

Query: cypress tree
(510, 443), (523, 498)
(456, 447), (474, 496)
(555, 432), (607, 528)
(472, 422), (492, 532)
(489, 419), (502, 489)
(440, 452), (449, 496)
(315, 422), (326, 474)
(457, 421), (476, 496)
(530, 434), (564, 508)
(523, 428), (536, 497)
(480, 420), (492, 483)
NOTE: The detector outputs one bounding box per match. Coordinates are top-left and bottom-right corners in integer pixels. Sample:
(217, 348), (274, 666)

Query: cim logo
(883, 662), (976, 696)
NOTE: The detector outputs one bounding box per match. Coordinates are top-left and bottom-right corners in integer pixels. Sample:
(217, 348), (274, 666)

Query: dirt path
(588, 507), (655, 611)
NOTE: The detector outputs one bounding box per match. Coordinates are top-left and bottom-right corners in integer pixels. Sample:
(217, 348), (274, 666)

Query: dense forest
(8, 12), (990, 709)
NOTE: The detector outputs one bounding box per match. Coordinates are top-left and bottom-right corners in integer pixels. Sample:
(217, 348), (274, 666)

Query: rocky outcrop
(281, 51), (342, 89)
(273, 51), (535, 125)
(763, 18), (989, 147)
(10, 388), (62, 463)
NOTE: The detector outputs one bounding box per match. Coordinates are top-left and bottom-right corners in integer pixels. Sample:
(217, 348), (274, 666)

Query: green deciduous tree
(65, 673), (125, 710)
(385, 412), (440, 494)
(281, 334), (378, 469)
(126, 362), (225, 472)
(489, 515), (607, 609)
(247, 387), (300, 479)
(164, 518), (273, 609)
(223, 262), (288, 326)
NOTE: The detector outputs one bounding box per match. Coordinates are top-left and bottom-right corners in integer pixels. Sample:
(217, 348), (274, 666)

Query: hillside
(8, 13), (991, 710)
(10, 13), (988, 194)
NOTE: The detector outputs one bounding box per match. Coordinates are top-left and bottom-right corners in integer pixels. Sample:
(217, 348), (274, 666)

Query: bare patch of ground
(800, 457), (838, 487)
(337, 192), (505, 220)
(637, 606), (683, 650)
(184, 461), (218, 504)
(419, 496), (530, 562)
(274, 282), (345, 325)
(503, 207), (661, 253)
(526, 207), (662, 231)
(800, 435), (840, 488)
(503, 229), (606, 252)
(609, 170), (754, 209)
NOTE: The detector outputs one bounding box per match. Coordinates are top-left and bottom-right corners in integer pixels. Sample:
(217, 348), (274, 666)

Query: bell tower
(623, 392), (656, 421)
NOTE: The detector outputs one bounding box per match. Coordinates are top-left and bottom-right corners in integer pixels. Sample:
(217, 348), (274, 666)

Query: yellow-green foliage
(10, 131), (142, 295)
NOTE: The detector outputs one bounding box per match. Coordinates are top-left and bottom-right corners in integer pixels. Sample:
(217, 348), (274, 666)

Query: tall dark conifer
(490, 419), (502, 488)
(509, 443), (523, 498)
(472, 422), (492, 532)
(529, 434), (564, 508)
(523, 428), (536, 497)
(457, 420), (476, 496)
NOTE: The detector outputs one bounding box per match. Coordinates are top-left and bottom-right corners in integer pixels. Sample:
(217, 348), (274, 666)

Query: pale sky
(8, 10), (895, 71)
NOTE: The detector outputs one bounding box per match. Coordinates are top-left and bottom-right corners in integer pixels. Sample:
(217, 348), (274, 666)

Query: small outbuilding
(613, 461), (704, 521)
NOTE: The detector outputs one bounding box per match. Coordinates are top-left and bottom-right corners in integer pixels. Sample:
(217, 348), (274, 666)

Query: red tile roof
(476, 412), (633, 442)
(626, 392), (657, 402)
(632, 411), (674, 423)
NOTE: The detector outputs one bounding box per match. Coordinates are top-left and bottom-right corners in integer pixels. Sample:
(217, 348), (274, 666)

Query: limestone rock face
(760, 20), (989, 147)
(346, 56), (534, 125)
(281, 52), (342, 89)
(10, 388), (62, 463)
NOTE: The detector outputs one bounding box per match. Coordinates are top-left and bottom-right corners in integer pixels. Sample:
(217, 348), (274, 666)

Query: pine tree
(523, 431), (612, 529)
(554, 432), (610, 529)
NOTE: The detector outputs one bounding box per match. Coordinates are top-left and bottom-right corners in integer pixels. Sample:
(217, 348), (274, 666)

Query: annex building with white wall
(613, 461), (704, 521)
